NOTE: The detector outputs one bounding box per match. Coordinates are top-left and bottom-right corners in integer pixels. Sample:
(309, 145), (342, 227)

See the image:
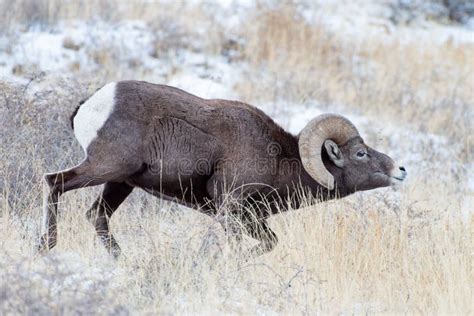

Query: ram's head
(299, 114), (407, 192)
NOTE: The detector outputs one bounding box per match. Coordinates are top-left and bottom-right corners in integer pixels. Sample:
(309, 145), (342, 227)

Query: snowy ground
(1, 0), (473, 314)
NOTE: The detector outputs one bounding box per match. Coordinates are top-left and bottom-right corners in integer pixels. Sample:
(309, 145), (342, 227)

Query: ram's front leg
(207, 175), (245, 252)
(218, 212), (243, 245)
(214, 196), (245, 252)
(244, 219), (278, 257)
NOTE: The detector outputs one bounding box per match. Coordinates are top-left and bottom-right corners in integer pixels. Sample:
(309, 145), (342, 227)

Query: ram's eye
(356, 151), (366, 158)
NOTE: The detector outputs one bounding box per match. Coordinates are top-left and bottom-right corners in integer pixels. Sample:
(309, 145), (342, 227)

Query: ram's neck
(276, 134), (351, 210)
(299, 163), (349, 199)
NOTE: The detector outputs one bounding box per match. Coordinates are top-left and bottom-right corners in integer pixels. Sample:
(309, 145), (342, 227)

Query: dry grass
(1, 171), (472, 314)
(0, 0), (164, 28)
(236, 4), (474, 159)
(0, 1), (473, 314)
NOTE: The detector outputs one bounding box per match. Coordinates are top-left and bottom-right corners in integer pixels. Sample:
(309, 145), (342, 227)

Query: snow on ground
(298, 0), (474, 45)
(0, 20), (166, 82)
(2, 1), (473, 81)
(166, 53), (240, 99)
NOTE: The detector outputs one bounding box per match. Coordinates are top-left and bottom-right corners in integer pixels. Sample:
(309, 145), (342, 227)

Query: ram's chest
(73, 82), (117, 152)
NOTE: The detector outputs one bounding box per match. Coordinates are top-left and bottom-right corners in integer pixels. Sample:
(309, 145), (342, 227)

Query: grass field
(1, 1), (473, 314)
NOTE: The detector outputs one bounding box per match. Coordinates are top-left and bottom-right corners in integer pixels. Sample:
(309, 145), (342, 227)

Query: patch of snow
(466, 18), (474, 30)
(166, 53), (241, 99)
(168, 72), (234, 100)
(0, 20), (167, 81)
(467, 163), (474, 192)
(208, 0), (255, 32)
(13, 32), (84, 72)
(462, 163), (474, 220)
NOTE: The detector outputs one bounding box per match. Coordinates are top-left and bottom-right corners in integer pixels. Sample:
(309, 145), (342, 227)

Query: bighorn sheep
(39, 81), (407, 257)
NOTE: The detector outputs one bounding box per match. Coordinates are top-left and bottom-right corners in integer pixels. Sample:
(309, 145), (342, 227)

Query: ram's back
(115, 81), (296, 158)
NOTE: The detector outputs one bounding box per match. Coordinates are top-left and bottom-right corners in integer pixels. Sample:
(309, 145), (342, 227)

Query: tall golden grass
(1, 172), (472, 314)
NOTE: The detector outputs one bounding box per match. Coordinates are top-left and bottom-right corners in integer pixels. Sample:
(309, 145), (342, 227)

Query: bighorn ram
(39, 81), (406, 257)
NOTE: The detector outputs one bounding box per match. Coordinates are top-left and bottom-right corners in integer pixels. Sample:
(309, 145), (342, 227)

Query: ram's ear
(324, 140), (344, 168)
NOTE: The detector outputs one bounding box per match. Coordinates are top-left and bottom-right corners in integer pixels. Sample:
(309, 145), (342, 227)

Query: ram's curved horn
(298, 114), (359, 190)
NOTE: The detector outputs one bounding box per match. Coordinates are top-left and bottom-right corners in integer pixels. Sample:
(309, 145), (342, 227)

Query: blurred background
(0, 0), (473, 314)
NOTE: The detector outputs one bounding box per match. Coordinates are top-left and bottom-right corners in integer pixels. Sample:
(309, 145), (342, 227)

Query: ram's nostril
(399, 166), (406, 172)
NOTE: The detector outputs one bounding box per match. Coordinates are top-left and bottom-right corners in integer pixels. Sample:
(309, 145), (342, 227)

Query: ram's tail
(69, 99), (87, 130)
(70, 85), (104, 129)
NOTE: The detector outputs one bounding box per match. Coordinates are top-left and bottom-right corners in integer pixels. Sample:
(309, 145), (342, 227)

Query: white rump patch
(73, 82), (116, 152)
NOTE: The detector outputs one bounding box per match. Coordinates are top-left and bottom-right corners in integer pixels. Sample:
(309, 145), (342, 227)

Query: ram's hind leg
(86, 182), (133, 258)
(38, 158), (133, 254)
(38, 161), (109, 253)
